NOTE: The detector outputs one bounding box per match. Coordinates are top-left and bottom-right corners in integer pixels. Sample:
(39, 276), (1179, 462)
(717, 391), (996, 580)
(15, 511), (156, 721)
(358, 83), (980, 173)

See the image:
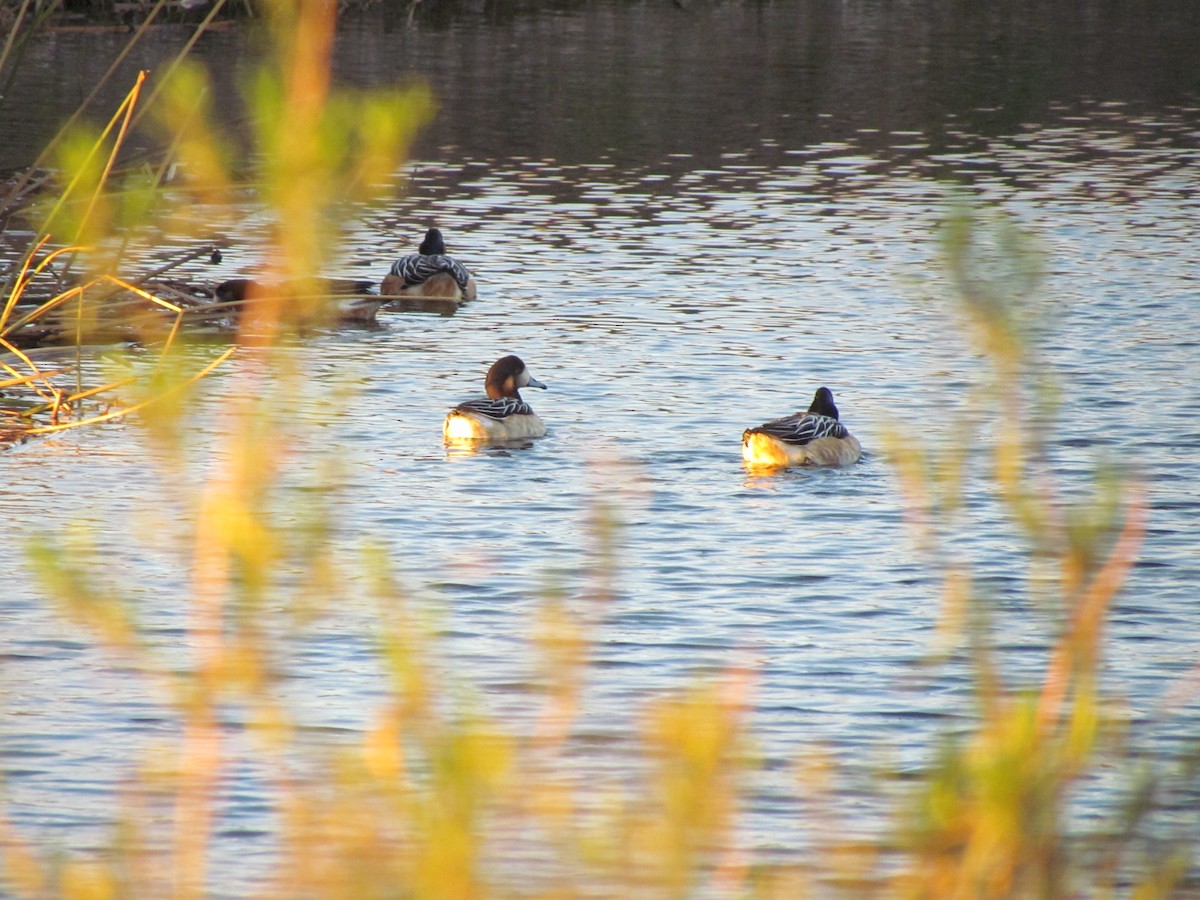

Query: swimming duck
(214, 278), (384, 322)
(382, 227), (477, 301)
(444, 355), (547, 442)
(742, 387), (862, 468)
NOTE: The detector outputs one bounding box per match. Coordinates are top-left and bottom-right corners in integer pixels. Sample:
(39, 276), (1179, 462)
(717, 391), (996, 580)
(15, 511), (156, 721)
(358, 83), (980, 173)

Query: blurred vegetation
(0, 0), (431, 444)
(1, 0), (1196, 897)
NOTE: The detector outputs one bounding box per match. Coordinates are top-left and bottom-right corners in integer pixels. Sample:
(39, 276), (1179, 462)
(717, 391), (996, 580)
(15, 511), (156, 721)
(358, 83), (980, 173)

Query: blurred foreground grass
(1, 0), (1195, 897)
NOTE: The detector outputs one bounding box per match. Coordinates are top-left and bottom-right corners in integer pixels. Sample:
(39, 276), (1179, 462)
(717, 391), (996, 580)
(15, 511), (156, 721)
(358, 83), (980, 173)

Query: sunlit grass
(0, 69), (237, 446)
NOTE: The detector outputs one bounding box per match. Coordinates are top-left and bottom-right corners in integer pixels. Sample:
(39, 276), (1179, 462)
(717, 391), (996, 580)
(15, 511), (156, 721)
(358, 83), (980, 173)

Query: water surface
(2, 2), (1199, 892)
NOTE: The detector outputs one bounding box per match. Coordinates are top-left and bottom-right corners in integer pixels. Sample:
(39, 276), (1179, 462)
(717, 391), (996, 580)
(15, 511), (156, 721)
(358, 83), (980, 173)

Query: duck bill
(526, 376), (548, 390)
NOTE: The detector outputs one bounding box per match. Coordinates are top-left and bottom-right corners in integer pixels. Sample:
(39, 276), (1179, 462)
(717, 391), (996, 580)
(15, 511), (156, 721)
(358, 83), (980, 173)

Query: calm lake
(2, 0), (1199, 893)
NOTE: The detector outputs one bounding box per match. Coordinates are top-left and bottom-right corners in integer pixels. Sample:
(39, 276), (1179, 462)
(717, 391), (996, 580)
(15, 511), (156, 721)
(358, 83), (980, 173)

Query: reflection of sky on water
(1, 2), (1199, 893)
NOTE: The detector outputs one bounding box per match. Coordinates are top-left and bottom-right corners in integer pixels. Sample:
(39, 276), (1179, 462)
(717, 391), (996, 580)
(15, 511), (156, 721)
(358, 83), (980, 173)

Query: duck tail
(742, 430), (790, 467)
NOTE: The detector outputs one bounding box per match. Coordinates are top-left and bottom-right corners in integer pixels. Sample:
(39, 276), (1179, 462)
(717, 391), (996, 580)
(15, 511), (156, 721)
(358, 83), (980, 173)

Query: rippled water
(3, 2), (1200, 893)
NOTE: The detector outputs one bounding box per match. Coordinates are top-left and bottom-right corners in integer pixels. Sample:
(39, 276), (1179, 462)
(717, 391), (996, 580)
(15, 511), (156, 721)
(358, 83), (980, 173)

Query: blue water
(2, 3), (1199, 893)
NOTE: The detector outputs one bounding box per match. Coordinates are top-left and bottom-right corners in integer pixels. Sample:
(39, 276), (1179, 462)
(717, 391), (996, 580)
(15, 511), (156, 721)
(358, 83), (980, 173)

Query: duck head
(807, 386), (840, 419)
(418, 227), (447, 256)
(485, 355), (547, 400)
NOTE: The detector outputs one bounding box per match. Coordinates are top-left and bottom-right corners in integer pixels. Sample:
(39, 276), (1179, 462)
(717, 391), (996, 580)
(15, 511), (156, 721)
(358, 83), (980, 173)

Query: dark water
(4, 1), (1200, 170)
(2, 1), (1199, 893)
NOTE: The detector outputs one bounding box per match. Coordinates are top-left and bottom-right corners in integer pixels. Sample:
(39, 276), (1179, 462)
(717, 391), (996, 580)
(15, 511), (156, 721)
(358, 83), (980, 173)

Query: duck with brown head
(742, 387), (862, 468)
(444, 355), (548, 442)
(383, 227), (477, 301)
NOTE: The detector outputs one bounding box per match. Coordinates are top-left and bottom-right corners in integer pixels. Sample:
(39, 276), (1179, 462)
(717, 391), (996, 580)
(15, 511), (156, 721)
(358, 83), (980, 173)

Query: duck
(742, 386), (862, 468)
(444, 355), (547, 442)
(213, 277), (385, 322)
(382, 227), (477, 301)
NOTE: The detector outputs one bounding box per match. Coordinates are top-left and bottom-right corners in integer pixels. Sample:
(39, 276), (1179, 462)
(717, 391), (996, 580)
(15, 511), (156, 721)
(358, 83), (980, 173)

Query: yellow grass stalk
(1035, 488), (1146, 738)
(38, 70), (147, 245)
(129, 0), (231, 136)
(0, 283), (93, 339)
(18, 376), (137, 420)
(0, 240), (87, 333)
(0, 0), (39, 76)
(26, 346), (235, 435)
(0, 0), (174, 213)
(101, 274), (184, 313)
(0, 235), (50, 332)
(0, 337), (64, 401)
(0, 369), (69, 390)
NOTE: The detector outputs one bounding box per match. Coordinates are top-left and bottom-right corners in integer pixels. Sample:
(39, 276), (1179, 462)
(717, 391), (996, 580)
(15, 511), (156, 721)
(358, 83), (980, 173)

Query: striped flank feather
(452, 397), (537, 420)
(388, 253), (473, 291)
(745, 412), (848, 445)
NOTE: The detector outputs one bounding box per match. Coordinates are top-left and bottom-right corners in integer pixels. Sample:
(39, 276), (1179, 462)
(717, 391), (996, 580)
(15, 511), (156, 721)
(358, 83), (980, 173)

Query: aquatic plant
(0, 0), (431, 443)
(0, 74), (232, 447)
(879, 200), (1186, 898)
